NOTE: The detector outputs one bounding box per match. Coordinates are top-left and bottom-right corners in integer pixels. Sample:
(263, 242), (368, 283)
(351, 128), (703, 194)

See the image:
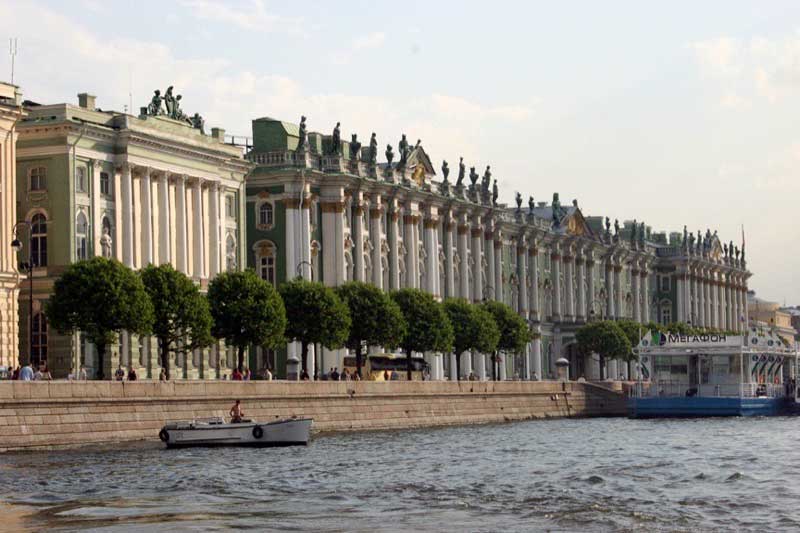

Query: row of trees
(45, 257), (531, 380)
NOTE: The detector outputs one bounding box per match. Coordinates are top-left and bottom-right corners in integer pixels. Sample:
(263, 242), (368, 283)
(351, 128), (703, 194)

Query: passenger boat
(629, 329), (798, 418)
(158, 416), (312, 448)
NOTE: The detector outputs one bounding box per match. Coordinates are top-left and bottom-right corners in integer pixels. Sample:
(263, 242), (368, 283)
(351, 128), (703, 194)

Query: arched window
(254, 241), (276, 285)
(76, 212), (88, 260)
(258, 202), (274, 227)
(31, 214), (47, 267)
(31, 312), (48, 366)
(29, 166), (47, 191)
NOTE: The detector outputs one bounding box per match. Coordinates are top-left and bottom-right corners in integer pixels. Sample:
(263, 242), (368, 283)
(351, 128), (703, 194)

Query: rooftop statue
(729, 240), (734, 258)
(572, 199), (578, 207)
(735, 246), (740, 260)
(455, 157), (465, 188)
(515, 192), (523, 212)
(551, 192), (562, 222)
(415, 139), (421, 149)
(190, 113), (205, 134)
(614, 219), (620, 236)
(689, 232), (695, 250)
(723, 243), (729, 257)
(469, 166), (479, 187)
(147, 90), (163, 115)
(631, 219), (638, 244)
(349, 133), (361, 160)
(369, 132), (377, 164)
(492, 180), (498, 206)
(605, 217), (611, 235)
(697, 230), (702, 251)
(297, 116), (308, 151)
(398, 134), (409, 167)
(385, 144), (394, 166)
(481, 166), (491, 193)
(528, 196), (535, 215)
(330, 122), (341, 155)
(441, 160), (450, 181)
(164, 86), (176, 117)
(639, 221), (646, 244)
(441, 160), (451, 195)
(683, 225), (688, 246)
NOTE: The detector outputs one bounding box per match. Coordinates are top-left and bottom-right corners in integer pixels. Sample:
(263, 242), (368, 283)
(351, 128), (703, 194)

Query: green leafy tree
(280, 278), (351, 377)
(481, 300), (530, 381)
(391, 288), (454, 380)
(208, 270), (286, 372)
(141, 264), (214, 380)
(443, 298), (499, 380)
(575, 320), (631, 380)
(615, 319), (645, 359)
(334, 281), (406, 378)
(45, 257), (153, 379)
(666, 321), (692, 335)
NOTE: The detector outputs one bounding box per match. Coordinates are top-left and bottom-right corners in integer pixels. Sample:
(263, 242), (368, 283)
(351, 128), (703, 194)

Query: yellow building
(747, 291), (798, 344)
(0, 83), (25, 369)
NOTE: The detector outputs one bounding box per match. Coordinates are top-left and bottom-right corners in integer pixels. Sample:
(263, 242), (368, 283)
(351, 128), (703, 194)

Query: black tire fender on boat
(252, 425), (264, 439)
(159, 429), (169, 442)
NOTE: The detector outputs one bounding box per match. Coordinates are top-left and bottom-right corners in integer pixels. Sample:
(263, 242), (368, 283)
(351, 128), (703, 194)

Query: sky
(1, 0), (799, 304)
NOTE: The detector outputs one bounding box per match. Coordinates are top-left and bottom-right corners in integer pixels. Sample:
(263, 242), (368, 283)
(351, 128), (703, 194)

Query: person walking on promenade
(300, 369), (310, 380)
(67, 367), (75, 380)
(331, 367), (340, 381)
(78, 366), (88, 380)
(262, 367), (273, 381)
(19, 363), (33, 381)
(159, 368), (167, 381)
(383, 370), (389, 381)
(229, 400), (244, 423)
(390, 369), (399, 381)
(243, 368), (251, 381)
(12, 366), (20, 380)
(115, 365), (125, 381)
(33, 366), (43, 380)
(231, 368), (243, 381)
(342, 368), (351, 381)
(40, 365), (52, 381)
(127, 367), (138, 381)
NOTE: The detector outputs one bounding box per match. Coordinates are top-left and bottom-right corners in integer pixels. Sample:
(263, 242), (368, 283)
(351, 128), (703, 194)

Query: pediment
(563, 209), (595, 238)
(407, 145), (435, 175)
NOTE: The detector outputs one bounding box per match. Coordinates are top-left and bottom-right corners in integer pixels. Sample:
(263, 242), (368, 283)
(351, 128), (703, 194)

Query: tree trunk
(406, 348), (412, 381)
(599, 354), (606, 381)
(237, 345), (245, 372)
(455, 351), (461, 381)
(96, 343), (106, 380)
(355, 344), (363, 379)
(160, 337), (170, 380)
(301, 341), (308, 376)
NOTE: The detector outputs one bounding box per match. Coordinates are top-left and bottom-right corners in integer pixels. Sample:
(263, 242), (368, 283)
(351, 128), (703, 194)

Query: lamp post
(11, 221), (34, 369)
(295, 260), (313, 280)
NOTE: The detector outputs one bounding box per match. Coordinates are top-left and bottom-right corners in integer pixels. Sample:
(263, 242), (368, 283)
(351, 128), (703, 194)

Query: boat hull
(160, 418), (312, 448)
(629, 396), (789, 418)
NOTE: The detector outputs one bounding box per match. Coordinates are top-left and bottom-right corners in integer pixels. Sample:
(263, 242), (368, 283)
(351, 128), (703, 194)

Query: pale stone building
(14, 89), (251, 377)
(244, 117), (752, 381)
(0, 82), (25, 369)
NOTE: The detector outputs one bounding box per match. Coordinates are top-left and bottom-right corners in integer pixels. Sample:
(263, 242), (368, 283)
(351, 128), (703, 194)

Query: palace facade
(13, 90), (250, 377)
(244, 117), (751, 380)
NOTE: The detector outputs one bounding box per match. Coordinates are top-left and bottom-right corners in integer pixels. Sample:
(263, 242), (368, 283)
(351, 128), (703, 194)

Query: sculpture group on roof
(143, 86), (204, 133)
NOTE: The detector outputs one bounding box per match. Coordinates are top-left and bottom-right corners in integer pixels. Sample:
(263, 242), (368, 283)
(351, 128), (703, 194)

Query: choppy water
(1, 417), (800, 532)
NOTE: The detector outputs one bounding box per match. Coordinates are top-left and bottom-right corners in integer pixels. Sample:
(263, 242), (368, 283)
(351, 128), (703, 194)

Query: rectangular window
(76, 236), (87, 260)
(76, 167), (87, 192)
(259, 256), (275, 285)
(30, 167), (47, 191)
(226, 195), (235, 218)
(100, 172), (110, 195)
(660, 275), (671, 292)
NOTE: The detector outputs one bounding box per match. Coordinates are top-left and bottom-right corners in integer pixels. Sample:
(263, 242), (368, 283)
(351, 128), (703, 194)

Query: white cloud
(327, 31), (387, 66)
(179, 0), (304, 34)
(352, 32), (385, 51)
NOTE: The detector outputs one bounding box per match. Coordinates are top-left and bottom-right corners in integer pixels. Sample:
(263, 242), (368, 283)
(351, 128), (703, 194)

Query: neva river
(1, 417), (799, 532)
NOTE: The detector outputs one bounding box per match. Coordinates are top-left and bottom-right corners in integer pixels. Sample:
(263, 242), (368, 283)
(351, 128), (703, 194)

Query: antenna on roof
(9, 38), (18, 85)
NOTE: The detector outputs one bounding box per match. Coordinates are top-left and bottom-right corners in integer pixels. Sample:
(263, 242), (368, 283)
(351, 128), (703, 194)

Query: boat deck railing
(633, 381), (785, 399)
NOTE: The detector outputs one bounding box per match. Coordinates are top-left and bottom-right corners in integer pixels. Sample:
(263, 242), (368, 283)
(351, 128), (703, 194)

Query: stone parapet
(0, 381), (626, 452)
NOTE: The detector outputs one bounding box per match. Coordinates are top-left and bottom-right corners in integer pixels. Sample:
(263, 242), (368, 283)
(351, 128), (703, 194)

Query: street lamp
(11, 221), (34, 369)
(295, 260), (314, 279)
(482, 285), (494, 302)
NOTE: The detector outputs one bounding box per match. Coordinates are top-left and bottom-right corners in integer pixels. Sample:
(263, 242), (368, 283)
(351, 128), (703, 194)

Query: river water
(1, 417), (799, 532)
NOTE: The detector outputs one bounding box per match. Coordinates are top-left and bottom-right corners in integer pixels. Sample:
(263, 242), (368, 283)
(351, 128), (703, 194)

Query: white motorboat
(158, 416), (312, 448)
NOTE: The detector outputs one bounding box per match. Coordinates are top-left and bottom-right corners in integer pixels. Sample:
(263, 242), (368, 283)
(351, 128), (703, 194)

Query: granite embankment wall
(0, 381), (627, 452)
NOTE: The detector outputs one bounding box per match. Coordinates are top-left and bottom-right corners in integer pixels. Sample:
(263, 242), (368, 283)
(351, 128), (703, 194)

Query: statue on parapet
(552, 192), (563, 223)
(191, 113), (205, 134)
(605, 217), (611, 236)
(349, 134), (361, 160)
(330, 122), (341, 155)
(515, 192), (522, 212)
(614, 219), (620, 237)
(147, 90), (163, 115)
(297, 116), (308, 152)
(492, 180), (498, 206)
(639, 222), (646, 245)
(734, 246), (740, 260)
(398, 134), (410, 167)
(481, 166), (491, 194)
(683, 225), (689, 247)
(368, 132), (377, 165)
(385, 144), (394, 166)
(441, 160), (450, 182)
(723, 243), (729, 257)
(469, 166), (479, 188)
(631, 219), (638, 244)
(455, 157), (465, 189)
(572, 199), (578, 207)
(688, 231), (695, 251)
(441, 160), (451, 195)
(528, 196), (535, 215)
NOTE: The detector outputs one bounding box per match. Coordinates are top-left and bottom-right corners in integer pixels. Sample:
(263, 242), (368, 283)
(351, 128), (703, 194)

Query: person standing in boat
(229, 400), (244, 423)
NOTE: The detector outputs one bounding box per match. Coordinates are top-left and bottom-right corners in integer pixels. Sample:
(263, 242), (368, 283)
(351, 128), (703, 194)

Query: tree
(208, 270), (286, 372)
(443, 298), (499, 380)
(391, 288), (454, 380)
(334, 281), (406, 378)
(45, 257), (153, 379)
(280, 278), (351, 378)
(575, 320), (631, 380)
(481, 300), (530, 381)
(141, 264), (214, 380)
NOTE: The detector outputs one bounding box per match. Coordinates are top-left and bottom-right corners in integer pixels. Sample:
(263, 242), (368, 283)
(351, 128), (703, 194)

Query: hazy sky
(2, 0), (799, 303)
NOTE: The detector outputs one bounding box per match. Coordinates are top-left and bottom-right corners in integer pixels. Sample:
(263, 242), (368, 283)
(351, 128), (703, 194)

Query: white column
(158, 173), (171, 266)
(444, 215), (455, 299)
(704, 276), (712, 328)
(641, 271), (650, 323)
(140, 169), (153, 266)
(587, 259), (596, 318)
(449, 352), (458, 380)
(457, 216), (470, 299)
(532, 328), (542, 380)
(208, 182), (220, 276)
(404, 210), (417, 288)
(605, 261), (615, 319)
(552, 245), (562, 320)
(192, 179), (205, 279)
(388, 202), (401, 290)
(321, 192), (347, 374)
(91, 161), (102, 256)
(175, 175), (188, 274)
(564, 253), (575, 321)
(424, 211), (438, 297)
(676, 270), (686, 323)
(369, 200), (383, 288)
(494, 239), (503, 303)
(576, 256), (586, 322)
(353, 195), (366, 282)
(471, 222), (483, 303)
(530, 246), (540, 321)
(518, 243), (529, 318)
(485, 230), (495, 301)
(475, 351), (486, 381)
(614, 266), (624, 319)
(120, 163), (134, 267)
